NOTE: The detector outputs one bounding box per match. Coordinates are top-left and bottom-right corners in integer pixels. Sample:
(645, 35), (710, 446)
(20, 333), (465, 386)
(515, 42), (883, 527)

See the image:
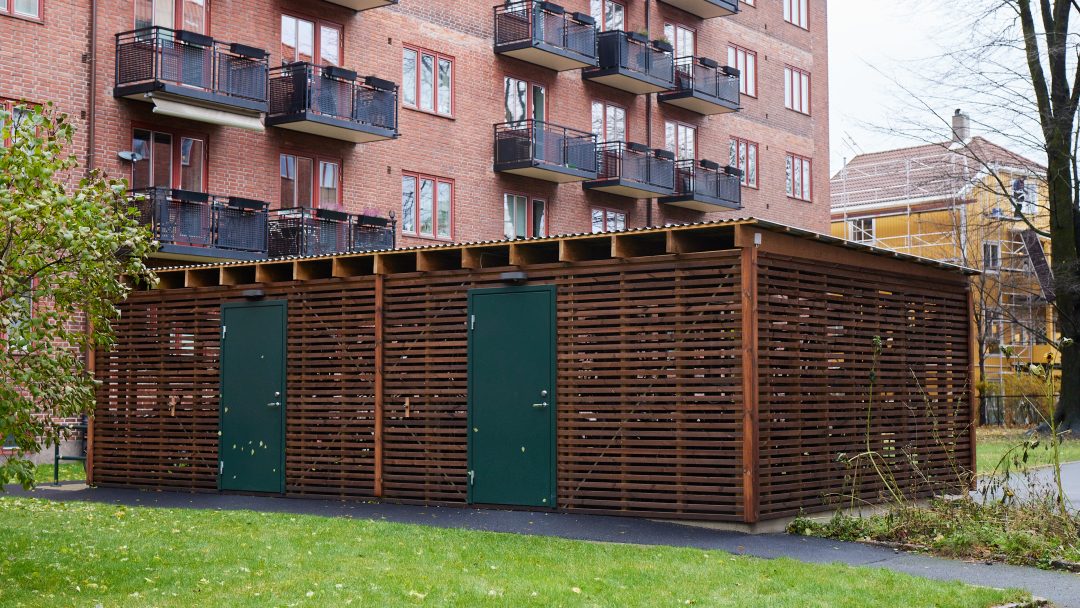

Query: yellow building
(830, 111), (1053, 386)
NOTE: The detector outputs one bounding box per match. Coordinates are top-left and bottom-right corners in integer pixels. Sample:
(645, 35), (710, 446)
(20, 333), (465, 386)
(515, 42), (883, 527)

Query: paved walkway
(5, 483), (1079, 606)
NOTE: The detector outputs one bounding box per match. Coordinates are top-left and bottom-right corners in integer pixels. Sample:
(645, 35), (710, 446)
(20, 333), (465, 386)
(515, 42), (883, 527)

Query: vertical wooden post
(85, 322), (96, 486)
(967, 280), (979, 487)
(740, 241), (760, 524)
(374, 274), (385, 498)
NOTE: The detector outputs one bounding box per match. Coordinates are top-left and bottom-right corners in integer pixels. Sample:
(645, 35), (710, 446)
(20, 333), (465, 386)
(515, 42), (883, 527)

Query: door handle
(267, 401), (281, 408)
(531, 402), (549, 409)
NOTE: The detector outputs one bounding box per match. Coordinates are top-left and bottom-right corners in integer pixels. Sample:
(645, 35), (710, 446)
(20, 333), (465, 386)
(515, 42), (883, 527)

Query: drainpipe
(644, 0), (653, 227)
(86, 0), (97, 172)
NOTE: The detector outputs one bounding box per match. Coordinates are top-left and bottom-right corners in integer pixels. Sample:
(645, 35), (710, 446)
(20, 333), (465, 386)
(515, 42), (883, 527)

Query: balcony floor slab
(267, 112), (397, 143)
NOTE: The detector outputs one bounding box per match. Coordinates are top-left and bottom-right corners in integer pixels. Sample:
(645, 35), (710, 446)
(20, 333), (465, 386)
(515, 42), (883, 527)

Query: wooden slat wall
(755, 253), (973, 518)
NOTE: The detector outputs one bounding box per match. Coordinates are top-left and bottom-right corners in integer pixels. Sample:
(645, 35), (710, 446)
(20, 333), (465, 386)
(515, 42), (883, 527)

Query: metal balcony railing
(494, 1), (597, 60)
(673, 159), (742, 207)
(268, 63), (399, 133)
(131, 187), (268, 255)
(494, 119), (598, 173)
(671, 56), (740, 105)
(594, 30), (674, 85)
(268, 207), (395, 257)
(115, 27), (268, 103)
(596, 141), (675, 190)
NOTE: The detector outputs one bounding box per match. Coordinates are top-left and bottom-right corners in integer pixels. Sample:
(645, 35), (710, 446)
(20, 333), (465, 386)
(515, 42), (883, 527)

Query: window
(0, 101), (30, 147)
(403, 46), (453, 117)
(0, 0), (40, 19)
(848, 218), (874, 244)
(742, 0), (754, 5)
(727, 45), (757, 97)
(134, 0), (206, 32)
(505, 77), (545, 123)
(783, 0), (808, 29)
(1012, 177), (1039, 215)
(729, 137), (758, 188)
(131, 128), (206, 191)
(504, 194), (547, 239)
(785, 153), (812, 201)
(281, 15), (342, 66)
(663, 23), (695, 58)
(402, 172), (453, 239)
(590, 0), (624, 31)
(279, 153), (340, 210)
(591, 207), (626, 233)
(591, 101), (625, 143)
(664, 121), (696, 161)
(784, 66), (810, 114)
(983, 241), (1002, 270)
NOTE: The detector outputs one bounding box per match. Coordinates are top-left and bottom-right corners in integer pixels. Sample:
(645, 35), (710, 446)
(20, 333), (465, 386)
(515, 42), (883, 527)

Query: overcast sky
(827, 0), (956, 174)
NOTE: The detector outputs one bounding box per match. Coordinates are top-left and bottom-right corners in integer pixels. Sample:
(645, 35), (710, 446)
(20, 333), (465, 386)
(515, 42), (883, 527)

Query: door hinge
(470, 315), (475, 331)
(221, 325), (227, 340)
(219, 460), (224, 475)
(468, 470), (475, 486)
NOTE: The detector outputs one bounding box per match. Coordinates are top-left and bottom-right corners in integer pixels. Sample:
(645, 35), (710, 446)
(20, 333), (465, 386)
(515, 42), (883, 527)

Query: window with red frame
(591, 207), (626, 233)
(591, 101), (625, 142)
(0, 100), (31, 147)
(784, 66), (810, 114)
(784, 0), (808, 29)
(727, 44), (757, 97)
(504, 193), (546, 239)
(590, 0), (624, 31)
(402, 45), (454, 117)
(402, 172), (453, 239)
(131, 128), (207, 192)
(281, 14), (342, 66)
(663, 22), (695, 57)
(664, 120), (696, 161)
(134, 0), (207, 32)
(729, 137), (758, 188)
(785, 153), (812, 201)
(279, 153), (341, 210)
(0, 0), (40, 19)
(742, 0), (754, 5)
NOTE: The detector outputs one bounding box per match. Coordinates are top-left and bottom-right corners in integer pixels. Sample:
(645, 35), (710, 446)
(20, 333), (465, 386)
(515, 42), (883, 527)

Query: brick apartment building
(1, 0), (829, 264)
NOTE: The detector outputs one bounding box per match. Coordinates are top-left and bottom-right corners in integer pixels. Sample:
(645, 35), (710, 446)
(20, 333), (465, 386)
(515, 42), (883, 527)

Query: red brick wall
(9, 0), (829, 251)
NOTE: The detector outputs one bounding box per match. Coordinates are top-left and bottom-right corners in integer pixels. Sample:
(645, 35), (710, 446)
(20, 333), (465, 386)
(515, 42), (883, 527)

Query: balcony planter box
(230, 43), (268, 60)
(538, 1), (564, 14)
(324, 66), (358, 81)
(627, 31), (649, 44)
(571, 11), (594, 25)
(652, 39), (674, 53)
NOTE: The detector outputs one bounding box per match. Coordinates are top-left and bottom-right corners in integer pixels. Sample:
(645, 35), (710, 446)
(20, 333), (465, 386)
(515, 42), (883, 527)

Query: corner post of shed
(967, 277), (979, 488)
(86, 322), (96, 486)
(374, 273), (386, 498)
(735, 225), (761, 524)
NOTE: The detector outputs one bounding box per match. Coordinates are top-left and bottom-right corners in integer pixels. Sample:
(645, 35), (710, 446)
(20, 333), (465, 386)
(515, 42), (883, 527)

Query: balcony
(268, 207), (396, 258)
(322, 0), (397, 10)
(660, 160), (742, 211)
(494, 119), (598, 182)
(582, 30), (674, 94)
(659, 0), (738, 18)
(267, 63), (399, 143)
(494, 1), (598, 71)
(114, 27), (268, 130)
(131, 187), (268, 262)
(584, 142), (675, 198)
(659, 57), (740, 115)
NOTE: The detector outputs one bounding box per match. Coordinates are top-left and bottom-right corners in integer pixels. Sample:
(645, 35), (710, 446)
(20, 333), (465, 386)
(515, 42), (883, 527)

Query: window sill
(402, 232), (455, 243)
(403, 105), (455, 121)
(787, 196), (812, 203)
(0, 10), (43, 24)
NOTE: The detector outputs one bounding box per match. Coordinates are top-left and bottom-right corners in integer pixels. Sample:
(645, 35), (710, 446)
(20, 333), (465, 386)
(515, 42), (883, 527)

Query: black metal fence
(494, 1), (597, 59)
(131, 187), (268, 255)
(116, 27), (268, 102)
(494, 119), (598, 173)
(268, 63), (398, 132)
(595, 30), (674, 85)
(673, 159), (742, 206)
(672, 56), (740, 105)
(596, 141), (675, 190)
(268, 207), (395, 258)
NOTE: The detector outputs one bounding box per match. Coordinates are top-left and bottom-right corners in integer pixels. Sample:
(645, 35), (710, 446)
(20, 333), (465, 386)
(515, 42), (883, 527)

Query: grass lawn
(31, 463), (85, 485)
(0, 497), (1026, 608)
(977, 426), (1080, 474)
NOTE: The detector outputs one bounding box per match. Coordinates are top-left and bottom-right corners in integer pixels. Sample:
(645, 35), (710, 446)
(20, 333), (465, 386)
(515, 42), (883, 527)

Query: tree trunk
(1046, 139), (1080, 431)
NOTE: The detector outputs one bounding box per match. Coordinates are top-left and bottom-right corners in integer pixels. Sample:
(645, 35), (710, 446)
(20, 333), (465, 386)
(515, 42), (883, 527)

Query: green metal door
(219, 301), (286, 493)
(467, 285), (556, 507)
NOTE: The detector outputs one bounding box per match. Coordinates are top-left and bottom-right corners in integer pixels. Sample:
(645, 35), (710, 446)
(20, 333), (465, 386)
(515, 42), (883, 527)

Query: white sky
(827, 0), (956, 174)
